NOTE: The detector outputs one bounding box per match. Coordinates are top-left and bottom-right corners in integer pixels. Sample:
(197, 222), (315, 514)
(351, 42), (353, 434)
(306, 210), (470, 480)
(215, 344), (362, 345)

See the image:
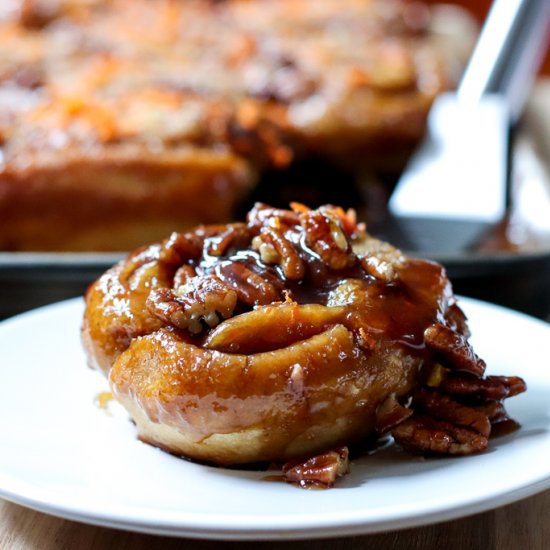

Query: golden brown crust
(0, 147), (251, 251)
(110, 325), (421, 465)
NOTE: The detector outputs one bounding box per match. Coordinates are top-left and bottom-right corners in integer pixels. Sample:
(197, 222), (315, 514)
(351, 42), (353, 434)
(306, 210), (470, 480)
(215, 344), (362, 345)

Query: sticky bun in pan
(82, 203), (526, 487)
(0, 0), (470, 251)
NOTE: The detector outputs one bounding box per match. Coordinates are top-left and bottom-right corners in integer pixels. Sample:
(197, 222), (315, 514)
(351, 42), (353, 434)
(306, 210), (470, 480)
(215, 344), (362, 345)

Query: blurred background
(425, 0), (550, 72)
(1, 0), (550, 320)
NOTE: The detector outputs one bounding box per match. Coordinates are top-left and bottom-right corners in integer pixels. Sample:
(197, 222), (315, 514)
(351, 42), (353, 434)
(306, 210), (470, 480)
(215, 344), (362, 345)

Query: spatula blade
(387, 93), (509, 254)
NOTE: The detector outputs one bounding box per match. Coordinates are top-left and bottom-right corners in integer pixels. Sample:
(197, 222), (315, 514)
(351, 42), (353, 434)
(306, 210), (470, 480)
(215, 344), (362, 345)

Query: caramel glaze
(193, 214), (452, 352)
(199, 251), (448, 351)
(82, 203), (457, 465)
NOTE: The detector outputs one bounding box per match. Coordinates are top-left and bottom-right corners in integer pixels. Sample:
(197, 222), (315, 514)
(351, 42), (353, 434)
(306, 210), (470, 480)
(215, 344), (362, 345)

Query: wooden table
(2, 489), (549, 549)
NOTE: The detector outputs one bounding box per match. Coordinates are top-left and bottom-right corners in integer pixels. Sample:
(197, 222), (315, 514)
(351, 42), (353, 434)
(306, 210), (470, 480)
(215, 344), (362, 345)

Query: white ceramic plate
(0, 297), (549, 540)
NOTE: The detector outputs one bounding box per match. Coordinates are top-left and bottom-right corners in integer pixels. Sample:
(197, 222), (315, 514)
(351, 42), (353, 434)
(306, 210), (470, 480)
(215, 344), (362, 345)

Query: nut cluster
(381, 321), (526, 456)
(143, 202), (366, 336)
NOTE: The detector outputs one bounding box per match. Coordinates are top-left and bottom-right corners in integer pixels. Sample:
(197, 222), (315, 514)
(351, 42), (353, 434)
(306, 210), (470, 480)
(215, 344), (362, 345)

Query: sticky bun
(0, 0), (474, 251)
(82, 203), (525, 486)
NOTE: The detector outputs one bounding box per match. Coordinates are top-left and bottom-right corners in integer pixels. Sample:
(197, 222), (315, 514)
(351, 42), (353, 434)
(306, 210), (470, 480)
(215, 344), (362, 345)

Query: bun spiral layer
(82, 203), (525, 483)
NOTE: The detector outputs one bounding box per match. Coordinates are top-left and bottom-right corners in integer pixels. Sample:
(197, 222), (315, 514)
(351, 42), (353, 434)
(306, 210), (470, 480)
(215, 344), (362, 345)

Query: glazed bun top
(83, 201), (457, 377)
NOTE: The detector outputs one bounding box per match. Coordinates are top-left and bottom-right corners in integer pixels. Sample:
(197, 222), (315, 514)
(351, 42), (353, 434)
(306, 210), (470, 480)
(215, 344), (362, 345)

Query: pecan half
(158, 231), (205, 266)
(424, 323), (486, 377)
(282, 447), (349, 489)
(259, 226), (305, 280)
(246, 202), (301, 230)
(375, 394), (413, 434)
(414, 389), (491, 437)
(300, 209), (356, 271)
(204, 223), (251, 257)
(147, 278), (237, 333)
(445, 302), (471, 338)
(474, 400), (511, 425)
(441, 375), (527, 401)
(215, 261), (283, 305)
(173, 265), (196, 288)
(392, 415), (488, 455)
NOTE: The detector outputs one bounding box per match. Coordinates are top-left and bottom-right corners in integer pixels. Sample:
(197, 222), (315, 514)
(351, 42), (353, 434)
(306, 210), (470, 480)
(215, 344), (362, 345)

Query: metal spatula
(385, 0), (550, 255)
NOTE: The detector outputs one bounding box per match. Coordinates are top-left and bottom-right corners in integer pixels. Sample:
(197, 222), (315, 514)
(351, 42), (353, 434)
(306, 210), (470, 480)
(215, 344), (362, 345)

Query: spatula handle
(457, 0), (550, 122)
